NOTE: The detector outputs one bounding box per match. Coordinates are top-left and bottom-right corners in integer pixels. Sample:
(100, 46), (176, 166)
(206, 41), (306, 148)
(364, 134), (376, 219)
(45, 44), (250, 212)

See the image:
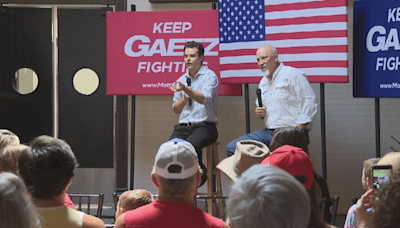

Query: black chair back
(68, 193), (104, 218)
(320, 196), (340, 225)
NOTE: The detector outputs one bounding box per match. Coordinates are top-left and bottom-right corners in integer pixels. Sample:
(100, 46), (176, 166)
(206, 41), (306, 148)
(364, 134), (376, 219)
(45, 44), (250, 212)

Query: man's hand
(170, 79), (206, 104)
(169, 80), (185, 92)
(297, 123), (308, 128)
(184, 86), (192, 99)
(184, 92), (190, 99)
(255, 106), (266, 118)
(171, 82), (193, 114)
(169, 81), (192, 99)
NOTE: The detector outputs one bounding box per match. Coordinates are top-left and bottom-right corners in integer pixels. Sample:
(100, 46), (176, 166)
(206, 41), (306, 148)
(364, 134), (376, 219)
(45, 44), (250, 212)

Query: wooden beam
(114, 0), (125, 11)
(114, 0), (129, 194)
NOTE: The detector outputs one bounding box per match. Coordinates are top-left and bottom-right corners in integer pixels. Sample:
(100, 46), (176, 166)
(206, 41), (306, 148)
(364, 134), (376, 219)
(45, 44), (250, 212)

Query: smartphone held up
(373, 164), (392, 196)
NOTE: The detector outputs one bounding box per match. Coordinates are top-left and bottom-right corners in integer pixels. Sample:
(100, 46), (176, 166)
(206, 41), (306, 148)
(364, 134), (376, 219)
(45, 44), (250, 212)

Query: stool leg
(213, 143), (224, 217)
(207, 145), (213, 215)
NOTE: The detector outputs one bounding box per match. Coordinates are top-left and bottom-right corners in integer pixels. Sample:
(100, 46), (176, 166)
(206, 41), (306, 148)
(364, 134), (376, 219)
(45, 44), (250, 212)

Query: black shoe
(198, 166), (207, 188)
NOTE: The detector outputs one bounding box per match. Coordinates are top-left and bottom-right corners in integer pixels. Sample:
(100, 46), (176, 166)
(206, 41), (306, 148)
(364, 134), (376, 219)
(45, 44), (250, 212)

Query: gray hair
(227, 164), (310, 228)
(270, 45), (278, 55)
(0, 172), (41, 228)
(152, 166), (198, 197)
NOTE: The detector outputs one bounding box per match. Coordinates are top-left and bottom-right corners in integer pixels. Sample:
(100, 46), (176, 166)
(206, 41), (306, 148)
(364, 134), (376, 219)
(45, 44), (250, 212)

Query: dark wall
(0, 7), (113, 168)
(1, 0), (128, 189)
(0, 7), (53, 144)
(58, 8), (113, 168)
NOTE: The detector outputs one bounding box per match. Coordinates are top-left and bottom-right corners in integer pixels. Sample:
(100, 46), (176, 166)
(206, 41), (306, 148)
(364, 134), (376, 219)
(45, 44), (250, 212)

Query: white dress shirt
(256, 63), (318, 130)
(173, 66), (219, 124)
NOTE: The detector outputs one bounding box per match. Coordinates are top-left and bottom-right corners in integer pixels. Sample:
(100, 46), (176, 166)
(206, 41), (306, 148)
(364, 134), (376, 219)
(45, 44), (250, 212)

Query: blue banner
(353, 0), (400, 97)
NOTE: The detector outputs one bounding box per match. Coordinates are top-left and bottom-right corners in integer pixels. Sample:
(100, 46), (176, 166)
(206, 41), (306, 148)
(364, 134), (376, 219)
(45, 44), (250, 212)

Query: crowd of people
(1, 127), (399, 228)
(1, 41), (399, 228)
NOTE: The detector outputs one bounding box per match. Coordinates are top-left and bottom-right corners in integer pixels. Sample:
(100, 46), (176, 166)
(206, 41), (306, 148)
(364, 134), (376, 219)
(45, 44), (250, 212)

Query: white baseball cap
(154, 138), (199, 179)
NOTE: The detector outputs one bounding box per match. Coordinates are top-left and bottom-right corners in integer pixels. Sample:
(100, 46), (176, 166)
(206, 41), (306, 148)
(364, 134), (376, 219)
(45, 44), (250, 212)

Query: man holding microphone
(168, 41), (219, 187)
(226, 45), (318, 156)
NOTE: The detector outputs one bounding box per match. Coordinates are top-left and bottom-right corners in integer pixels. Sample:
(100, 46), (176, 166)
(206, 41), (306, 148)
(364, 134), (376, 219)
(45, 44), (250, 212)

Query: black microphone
(256, 88), (264, 119)
(186, 77), (192, 106)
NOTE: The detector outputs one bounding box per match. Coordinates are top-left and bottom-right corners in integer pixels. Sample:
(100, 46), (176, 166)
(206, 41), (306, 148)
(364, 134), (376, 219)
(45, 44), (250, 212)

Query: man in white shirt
(169, 41), (219, 186)
(226, 45), (318, 156)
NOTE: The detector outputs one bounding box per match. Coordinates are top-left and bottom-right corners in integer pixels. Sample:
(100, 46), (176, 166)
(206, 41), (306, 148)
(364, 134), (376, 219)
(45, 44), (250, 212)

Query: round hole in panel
(13, 68), (39, 95)
(73, 68), (99, 95)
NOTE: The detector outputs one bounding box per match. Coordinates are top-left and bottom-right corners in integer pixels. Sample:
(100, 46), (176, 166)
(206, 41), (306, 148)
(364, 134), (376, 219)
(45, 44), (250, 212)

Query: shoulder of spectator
(82, 214), (105, 228)
(114, 213), (125, 228)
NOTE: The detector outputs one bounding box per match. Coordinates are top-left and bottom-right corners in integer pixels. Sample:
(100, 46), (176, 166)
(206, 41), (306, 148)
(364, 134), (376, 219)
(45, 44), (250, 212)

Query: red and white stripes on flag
(219, 0), (349, 84)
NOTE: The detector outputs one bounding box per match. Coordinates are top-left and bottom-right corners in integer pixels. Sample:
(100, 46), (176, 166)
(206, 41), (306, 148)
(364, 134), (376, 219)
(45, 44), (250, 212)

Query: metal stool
(196, 141), (224, 217)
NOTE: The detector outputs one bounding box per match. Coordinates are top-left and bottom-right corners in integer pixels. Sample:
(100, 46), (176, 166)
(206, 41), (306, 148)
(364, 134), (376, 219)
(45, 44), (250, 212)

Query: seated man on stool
(225, 45), (318, 156)
(168, 41), (219, 187)
(115, 139), (228, 228)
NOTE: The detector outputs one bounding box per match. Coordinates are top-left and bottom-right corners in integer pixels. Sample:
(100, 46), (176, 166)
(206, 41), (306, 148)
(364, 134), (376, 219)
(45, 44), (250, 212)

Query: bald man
(226, 45), (318, 156)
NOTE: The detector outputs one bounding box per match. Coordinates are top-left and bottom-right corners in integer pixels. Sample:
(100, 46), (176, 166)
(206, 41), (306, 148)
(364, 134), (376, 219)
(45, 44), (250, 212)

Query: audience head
(0, 172), (41, 228)
(378, 152), (400, 171)
(261, 145), (331, 228)
(261, 145), (314, 190)
(0, 144), (28, 173)
(18, 135), (78, 200)
(270, 127), (309, 154)
(372, 169), (400, 227)
(361, 157), (380, 190)
(227, 164), (310, 228)
(115, 189), (154, 219)
(217, 140), (270, 181)
(151, 138), (200, 198)
(0, 129), (20, 152)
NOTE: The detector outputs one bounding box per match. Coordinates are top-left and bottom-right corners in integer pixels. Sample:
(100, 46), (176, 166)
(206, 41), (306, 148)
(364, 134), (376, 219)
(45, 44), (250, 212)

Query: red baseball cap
(261, 145), (314, 190)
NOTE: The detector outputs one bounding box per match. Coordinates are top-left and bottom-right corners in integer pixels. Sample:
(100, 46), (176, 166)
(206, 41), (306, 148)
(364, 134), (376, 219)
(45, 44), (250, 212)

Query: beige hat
(217, 140), (270, 181)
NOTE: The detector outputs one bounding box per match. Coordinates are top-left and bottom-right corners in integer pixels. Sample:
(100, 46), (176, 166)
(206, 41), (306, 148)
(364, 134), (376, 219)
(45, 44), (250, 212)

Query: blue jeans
(225, 128), (310, 157)
(225, 128), (274, 157)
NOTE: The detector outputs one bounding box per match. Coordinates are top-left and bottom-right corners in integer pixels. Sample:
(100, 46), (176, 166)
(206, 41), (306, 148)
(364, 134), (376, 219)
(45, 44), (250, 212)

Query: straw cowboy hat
(217, 140), (270, 181)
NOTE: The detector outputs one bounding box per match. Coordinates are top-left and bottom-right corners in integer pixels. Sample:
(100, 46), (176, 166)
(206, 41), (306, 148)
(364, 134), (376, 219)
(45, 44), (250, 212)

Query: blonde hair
(363, 157), (381, 180)
(0, 144), (28, 173)
(0, 129), (20, 152)
(119, 189), (153, 211)
(378, 152), (400, 171)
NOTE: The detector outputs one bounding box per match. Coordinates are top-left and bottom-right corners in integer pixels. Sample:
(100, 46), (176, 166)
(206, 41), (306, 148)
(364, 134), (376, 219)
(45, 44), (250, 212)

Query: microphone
(256, 88), (264, 120)
(186, 77), (192, 106)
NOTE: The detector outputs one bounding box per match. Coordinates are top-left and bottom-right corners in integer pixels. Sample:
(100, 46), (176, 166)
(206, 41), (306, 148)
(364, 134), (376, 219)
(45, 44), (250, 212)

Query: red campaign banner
(106, 10), (242, 96)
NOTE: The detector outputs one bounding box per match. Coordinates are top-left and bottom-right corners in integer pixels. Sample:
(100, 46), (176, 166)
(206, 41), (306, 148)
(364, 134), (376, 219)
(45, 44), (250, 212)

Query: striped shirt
(173, 66), (219, 125)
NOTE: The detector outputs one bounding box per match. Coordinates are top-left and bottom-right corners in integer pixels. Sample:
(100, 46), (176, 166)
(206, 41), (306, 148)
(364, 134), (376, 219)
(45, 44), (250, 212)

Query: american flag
(218, 0), (348, 84)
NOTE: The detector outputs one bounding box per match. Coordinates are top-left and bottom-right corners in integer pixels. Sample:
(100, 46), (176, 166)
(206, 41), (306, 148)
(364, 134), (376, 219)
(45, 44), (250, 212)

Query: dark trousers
(169, 122), (218, 168)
